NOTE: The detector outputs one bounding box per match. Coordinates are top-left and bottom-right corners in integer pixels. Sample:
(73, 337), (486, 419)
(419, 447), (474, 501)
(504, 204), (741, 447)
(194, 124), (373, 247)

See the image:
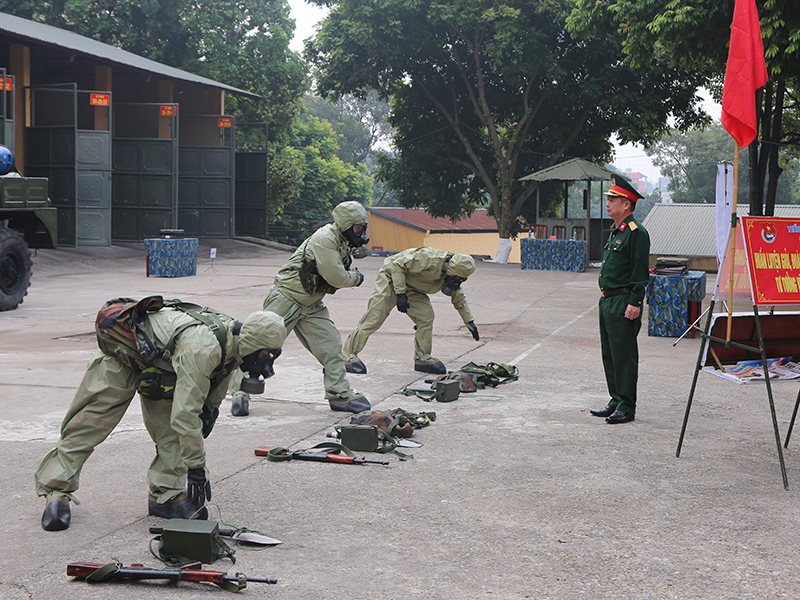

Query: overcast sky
(285, 0), (724, 183)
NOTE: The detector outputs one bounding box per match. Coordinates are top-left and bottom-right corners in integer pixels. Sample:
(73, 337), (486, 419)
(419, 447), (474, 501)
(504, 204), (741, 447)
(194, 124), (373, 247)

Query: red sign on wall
(90, 93), (110, 106)
(218, 117), (232, 128)
(742, 216), (800, 305)
(160, 105), (176, 117)
(4, 77), (12, 92)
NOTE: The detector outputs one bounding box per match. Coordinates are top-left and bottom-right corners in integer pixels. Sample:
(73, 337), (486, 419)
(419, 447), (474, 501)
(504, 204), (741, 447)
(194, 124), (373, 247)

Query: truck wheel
(0, 228), (32, 311)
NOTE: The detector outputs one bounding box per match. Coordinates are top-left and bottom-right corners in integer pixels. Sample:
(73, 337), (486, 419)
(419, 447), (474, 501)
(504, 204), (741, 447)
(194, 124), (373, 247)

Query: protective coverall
(230, 201), (369, 412)
(35, 308), (286, 529)
(343, 246), (475, 370)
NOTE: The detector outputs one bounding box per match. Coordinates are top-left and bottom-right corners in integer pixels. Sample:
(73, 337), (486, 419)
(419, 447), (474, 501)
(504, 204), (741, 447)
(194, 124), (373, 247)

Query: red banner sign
(4, 77), (12, 92)
(742, 216), (800, 304)
(160, 105), (175, 117)
(90, 93), (110, 107)
(218, 117), (231, 128)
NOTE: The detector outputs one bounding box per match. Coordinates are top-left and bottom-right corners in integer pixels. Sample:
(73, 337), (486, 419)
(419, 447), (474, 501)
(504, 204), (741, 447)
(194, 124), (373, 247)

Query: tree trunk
(764, 81), (785, 217)
(487, 237), (512, 264)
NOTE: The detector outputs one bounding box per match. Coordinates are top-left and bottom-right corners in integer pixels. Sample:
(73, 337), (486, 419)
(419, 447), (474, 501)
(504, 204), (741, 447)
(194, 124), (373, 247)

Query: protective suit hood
(332, 201), (369, 233)
(237, 311), (287, 357)
(445, 254), (475, 279)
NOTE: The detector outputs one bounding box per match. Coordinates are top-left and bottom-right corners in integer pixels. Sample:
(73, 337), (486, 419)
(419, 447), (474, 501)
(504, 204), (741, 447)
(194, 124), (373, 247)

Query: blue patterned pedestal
(647, 270), (707, 337)
(144, 238), (199, 277)
(520, 238), (587, 273)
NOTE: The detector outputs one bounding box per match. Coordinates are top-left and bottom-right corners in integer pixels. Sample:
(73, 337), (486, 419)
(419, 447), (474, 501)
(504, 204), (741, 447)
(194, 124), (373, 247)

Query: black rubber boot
(345, 359), (367, 374)
(328, 393), (371, 414)
(41, 497), (71, 531)
(148, 496), (208, 520)
(231, 392), (250, 417)
(414, 360), (447, 374)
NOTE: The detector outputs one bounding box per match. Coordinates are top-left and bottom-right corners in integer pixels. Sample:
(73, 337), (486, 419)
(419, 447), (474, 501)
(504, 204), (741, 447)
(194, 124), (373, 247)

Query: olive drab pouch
(459, 361), (519, 387)
(135, 366), (177, 399)
(149, 519), (235, 566)
(298, 243), (338, 295)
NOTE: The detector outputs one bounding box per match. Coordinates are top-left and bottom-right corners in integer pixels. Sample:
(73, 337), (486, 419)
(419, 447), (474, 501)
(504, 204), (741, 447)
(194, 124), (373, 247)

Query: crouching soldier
(35, 297), (286, 531)
(343, 246), (478, 375)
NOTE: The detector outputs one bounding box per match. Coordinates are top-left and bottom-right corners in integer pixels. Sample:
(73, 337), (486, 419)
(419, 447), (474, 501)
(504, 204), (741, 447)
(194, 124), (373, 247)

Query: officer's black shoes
(590, 405), (615, 418)
(414, 359), (447, 374)
(606, 410), (635, 424)
(231, 392), (250, 417)
(327, 390), (371, 413)
(148, 496), (208, 520)
(345, 359), (367, 374)
(41, 496), (71, 531)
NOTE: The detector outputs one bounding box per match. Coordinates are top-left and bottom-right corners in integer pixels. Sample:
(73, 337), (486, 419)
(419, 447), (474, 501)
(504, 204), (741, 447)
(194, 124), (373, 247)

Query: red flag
(721, 0), (768, 148)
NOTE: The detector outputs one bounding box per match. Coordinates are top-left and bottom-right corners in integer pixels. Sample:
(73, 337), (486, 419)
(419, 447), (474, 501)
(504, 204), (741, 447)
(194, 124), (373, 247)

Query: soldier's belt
(600, 287), (631, 298)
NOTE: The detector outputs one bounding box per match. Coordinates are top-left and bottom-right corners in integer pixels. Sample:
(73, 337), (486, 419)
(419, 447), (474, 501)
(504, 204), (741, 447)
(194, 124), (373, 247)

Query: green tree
(568, 0), (800, 216)
(268, 117), (370, 244)
(645, 121), (800, 206)
(306, 0), (706, 260)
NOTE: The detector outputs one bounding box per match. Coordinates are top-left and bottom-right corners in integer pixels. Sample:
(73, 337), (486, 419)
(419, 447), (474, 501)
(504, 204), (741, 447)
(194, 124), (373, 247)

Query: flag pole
(726, 142), (740, 341)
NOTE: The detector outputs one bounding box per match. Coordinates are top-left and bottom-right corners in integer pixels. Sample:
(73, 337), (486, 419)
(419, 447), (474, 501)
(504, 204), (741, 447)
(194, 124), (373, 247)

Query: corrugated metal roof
(642, 203), (800, 256)
(519, 158), (616, 182)
(0, 11), (262, 99)
(368, 208), (498, 233)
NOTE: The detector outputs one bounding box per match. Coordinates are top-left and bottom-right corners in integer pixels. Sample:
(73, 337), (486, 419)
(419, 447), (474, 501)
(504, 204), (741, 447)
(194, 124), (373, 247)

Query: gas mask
(442, 275), (467, 297)
(343, 223), (369, 248)
(240, 348), (281, 394)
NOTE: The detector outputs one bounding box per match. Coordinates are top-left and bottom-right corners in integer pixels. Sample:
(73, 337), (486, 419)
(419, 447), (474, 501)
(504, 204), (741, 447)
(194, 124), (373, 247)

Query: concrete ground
(1, 239), (800, 599)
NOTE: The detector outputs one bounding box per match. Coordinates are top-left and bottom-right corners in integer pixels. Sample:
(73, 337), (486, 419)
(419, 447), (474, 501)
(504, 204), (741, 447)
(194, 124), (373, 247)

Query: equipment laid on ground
(67, 562), (276, 593)
(150, 522), (282, 547)
(255, 443), (389, 466)
(148, 519), (235, 565)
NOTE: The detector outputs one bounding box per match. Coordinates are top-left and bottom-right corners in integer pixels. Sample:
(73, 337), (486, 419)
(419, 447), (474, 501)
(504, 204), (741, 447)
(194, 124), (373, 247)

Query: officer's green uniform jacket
(598, 214), (650, 416)
(598, 214), (650, 306)
(343, 246), (474, 363)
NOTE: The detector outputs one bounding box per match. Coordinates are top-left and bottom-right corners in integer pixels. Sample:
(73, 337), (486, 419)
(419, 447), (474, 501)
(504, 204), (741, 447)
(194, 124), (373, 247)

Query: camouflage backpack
(95, 296), (232, 399)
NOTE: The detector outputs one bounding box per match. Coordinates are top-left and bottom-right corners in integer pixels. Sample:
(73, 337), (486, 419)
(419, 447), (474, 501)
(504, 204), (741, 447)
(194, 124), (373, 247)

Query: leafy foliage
(307, 0), (707, 238)
(569, 0), (800, 216)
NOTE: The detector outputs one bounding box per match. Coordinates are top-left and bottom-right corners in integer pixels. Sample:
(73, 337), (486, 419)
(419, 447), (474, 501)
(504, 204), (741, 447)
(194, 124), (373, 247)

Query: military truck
(0, 147), (58, 311)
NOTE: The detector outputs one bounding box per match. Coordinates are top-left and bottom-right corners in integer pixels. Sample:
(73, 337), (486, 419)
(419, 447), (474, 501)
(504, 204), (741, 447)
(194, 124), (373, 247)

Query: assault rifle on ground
(67, 562), (276, 592)
(255, 445), (389, 465)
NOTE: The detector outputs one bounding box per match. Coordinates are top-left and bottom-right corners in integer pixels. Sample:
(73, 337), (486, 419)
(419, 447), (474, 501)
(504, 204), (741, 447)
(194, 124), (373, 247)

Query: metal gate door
(25, 84), (112, 246)
(0, 69), (13, 148)
(178, 115), (235, 238)
(234, 123), (268, 238)
(112, 103), (178, 241)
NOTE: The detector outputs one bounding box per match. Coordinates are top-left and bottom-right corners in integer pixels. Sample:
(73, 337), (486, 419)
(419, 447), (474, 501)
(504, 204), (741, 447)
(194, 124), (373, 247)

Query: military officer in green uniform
(342, 246), (478, 375)
(590, 177), (650, 424)
(35, 305), (286, 531)
(229, 201), (371, 416)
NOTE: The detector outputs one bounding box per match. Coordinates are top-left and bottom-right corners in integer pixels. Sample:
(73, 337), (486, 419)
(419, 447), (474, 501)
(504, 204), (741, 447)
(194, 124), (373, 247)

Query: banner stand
(674, 216), (800, 489)
(675, 299), (789, 489)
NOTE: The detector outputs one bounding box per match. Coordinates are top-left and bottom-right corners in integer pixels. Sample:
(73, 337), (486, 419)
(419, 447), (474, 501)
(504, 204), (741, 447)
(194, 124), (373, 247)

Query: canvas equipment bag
(95, 296), (233, 399)
(458, 362), (519, 387)
(150, 519), (236, 568)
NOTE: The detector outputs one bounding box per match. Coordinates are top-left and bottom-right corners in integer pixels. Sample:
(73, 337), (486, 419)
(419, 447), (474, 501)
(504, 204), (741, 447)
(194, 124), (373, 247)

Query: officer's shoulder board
(628, 221), (638, 231)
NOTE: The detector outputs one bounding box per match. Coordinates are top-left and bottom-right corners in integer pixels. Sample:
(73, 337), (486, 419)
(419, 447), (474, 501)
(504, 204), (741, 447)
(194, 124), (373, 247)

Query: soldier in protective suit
(343, 246), (479, 375)
(35, 306), (287, 531)
(229, 200), (370, 416)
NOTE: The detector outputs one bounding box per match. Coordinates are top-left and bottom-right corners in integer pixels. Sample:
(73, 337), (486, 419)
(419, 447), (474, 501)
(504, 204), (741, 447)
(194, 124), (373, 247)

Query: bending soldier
(230, 201), (370, 416)
(343, 246), (478, 375)
(35, 300), (286, 531)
